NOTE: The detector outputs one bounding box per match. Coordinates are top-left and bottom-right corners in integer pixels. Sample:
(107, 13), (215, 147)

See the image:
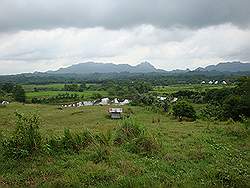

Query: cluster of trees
(31, 92), (104, 104)
(1, 70), (249, 85)
(129, 77), (250, 122)
(64, 83), (86, 92)
(0, 83), (26, 103)
(200, 77), (250, 121)
(103, 80), (153, 98)
(31, 93), (83, 104)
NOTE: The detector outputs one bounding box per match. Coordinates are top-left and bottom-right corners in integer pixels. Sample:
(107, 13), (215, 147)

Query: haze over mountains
(48, 61), (163, 74)
(195, 61), (250, 72)
(47, 61), (250, 75)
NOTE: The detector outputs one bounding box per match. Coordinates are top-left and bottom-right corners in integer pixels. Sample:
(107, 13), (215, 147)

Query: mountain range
(48, 61), (164, 74)
(47, 61), (250, 74)
(194, 61), (250, 72)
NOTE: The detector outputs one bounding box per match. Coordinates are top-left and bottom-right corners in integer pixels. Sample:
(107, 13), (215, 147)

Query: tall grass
(2, 112), (42, 159)
(1, 114), (160, 159)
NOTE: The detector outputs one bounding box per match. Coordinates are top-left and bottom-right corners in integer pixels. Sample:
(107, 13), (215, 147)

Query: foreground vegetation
(0, 103), (249, 187)
(0, 76), (249, 187)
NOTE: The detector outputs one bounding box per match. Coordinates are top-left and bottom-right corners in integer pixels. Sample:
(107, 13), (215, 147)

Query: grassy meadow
(0, 103), (249, 187)
(25, 90), (108, 101)
(22, 83), (100, 92)
(153, 84), (233, 94)
(21, 83), (107, 102)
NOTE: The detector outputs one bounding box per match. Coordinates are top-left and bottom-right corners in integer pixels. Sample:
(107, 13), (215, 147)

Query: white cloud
(0, 24), (249, 74)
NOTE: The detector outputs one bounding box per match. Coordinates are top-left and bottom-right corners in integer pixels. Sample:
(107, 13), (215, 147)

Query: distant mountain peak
(48, 61), (162, 74)
(194, 61), (250, 72)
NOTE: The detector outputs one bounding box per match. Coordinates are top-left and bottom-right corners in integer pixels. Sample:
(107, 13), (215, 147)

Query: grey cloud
(0, 24), (250, 74)
(0, 0), (250, 32)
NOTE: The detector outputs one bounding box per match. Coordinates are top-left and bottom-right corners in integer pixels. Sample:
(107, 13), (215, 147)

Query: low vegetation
(0, 76), (249, 187)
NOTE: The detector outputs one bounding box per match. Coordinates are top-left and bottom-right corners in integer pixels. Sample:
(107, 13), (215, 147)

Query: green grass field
(153, 84), (233, 94)
(22, 83), (101, 92)
(0, 103), (249, 187)
(25, 90), (108, 101)
(22, 84), (66, 92)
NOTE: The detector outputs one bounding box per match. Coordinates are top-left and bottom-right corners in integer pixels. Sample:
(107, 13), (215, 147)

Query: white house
(214, 80), (218, 84)
(83, 101), (94, 106)
(99, 98), (110, 105)
(208, 81), (213, 84)
(1, 101), (9, 105)
(157, 96), (167, 101)
(120, 99), (130, 105)
(201, 81), (206, 84)
(222, 80), (227, 84)
(171, 97), (178, 103)
(113, 98), (119, 105)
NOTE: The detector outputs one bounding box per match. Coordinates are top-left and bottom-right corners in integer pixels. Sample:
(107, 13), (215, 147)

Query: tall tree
(13, 85), (26, 103)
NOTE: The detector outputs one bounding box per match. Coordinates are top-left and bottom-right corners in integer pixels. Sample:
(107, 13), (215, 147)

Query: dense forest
(0, 71), (249, 85)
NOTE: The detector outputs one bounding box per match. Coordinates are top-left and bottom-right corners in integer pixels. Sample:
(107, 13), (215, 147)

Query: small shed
(109, 108), (123, 119)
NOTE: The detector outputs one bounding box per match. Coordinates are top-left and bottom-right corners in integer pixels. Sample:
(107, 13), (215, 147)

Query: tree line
(0, 83), (26, 103)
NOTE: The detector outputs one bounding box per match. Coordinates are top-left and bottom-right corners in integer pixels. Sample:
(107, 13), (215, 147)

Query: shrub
(13, 85), (26, 103)
(113, 118), (160, 156)
(199, 104), (224, 120)
(222, 95), (246, 121)
(125, 135), (160, 156)
(113, 118), (144, 145)
(46, 129), (97, 154)
(2, 112), (42, 159)
(172, 101), (196, 121)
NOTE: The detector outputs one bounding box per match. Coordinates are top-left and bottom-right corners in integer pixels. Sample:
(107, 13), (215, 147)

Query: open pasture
(22, 84), (65, 92)
(153, 84), (233, 94)
(25, 90), (108, 101)
(0, 103), (249, 187)
(22, 83), (101, 92)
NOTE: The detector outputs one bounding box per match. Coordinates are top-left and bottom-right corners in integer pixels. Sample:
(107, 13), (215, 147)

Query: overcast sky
(0, 0), (250, 74)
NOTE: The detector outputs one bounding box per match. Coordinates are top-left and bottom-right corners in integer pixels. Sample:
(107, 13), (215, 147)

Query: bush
(46, 129), (97, 154)
(113, 118), (160, 156)
(2, 112), (42, 159)
(199, 104), (224, 120)
(222, 95), (246, 121)
(172, 101), (196, 121)
(125, 135), (160, 156)
(13, 85), (26, 103)
(113, 118), (144, 145)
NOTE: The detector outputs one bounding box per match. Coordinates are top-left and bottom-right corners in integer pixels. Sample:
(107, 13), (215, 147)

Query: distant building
(222, 80), (227, 85)
(113, 98), (119, 105)
(99, 98), (110, 105)
(120, 99), (130, 105)
(157, 96), (167, 101)
(214, 80), (218, 84)
(171, 97), (178, 103)
(83, 101), (94, 106)
(1, 101), (9, 105)
(201, 81), (206, 84)
(208, 81), (213, 84)
(109, 108), (122, 119)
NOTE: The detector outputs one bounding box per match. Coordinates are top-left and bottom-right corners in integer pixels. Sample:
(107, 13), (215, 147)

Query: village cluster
(201, 80), (227, 84)
(61, 98), (130, 108)
(1, 101), (9, 105)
